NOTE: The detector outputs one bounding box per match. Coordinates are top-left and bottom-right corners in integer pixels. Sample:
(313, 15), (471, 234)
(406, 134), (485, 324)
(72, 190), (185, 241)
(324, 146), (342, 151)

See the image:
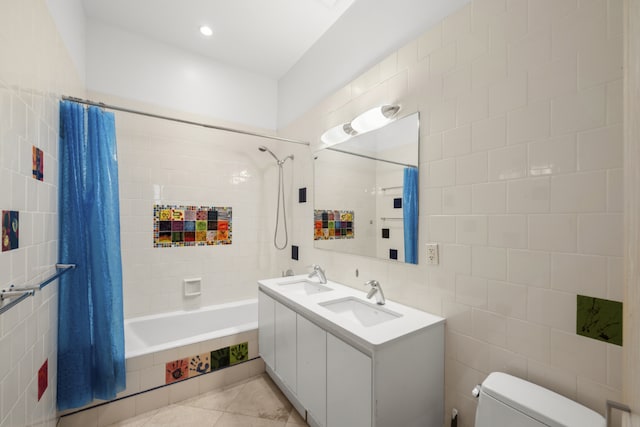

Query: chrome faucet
(308, 264), (327, 284)
(365, 280), (386, 305)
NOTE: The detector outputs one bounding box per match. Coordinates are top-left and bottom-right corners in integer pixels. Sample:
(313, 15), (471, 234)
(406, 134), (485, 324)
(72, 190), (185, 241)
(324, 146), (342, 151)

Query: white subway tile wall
(280, 0), (624, 425)
(107, 96), (306, 318)
(0, 2), (84, 427)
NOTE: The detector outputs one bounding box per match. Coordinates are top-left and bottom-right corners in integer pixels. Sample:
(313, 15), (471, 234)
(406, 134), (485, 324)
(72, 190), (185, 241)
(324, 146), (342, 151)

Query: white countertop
(258, 274), (445, 352)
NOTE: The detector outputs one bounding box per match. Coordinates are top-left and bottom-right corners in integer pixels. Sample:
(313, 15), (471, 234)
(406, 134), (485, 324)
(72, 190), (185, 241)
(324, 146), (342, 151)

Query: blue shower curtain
(57, 101), (126, 410)
(403, 167), (418, 264)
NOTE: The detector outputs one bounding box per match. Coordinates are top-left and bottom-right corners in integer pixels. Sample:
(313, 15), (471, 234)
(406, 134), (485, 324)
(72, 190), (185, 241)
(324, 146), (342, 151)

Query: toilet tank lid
(481, 373), (605, 427)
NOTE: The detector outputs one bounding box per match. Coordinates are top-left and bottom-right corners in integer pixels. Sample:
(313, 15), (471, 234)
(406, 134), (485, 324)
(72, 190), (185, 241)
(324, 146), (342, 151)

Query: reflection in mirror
(314, 112), (419, 264)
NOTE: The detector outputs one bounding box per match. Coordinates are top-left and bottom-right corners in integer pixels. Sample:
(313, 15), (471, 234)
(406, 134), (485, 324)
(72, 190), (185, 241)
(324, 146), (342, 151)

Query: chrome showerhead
(259, 146), (293, 165)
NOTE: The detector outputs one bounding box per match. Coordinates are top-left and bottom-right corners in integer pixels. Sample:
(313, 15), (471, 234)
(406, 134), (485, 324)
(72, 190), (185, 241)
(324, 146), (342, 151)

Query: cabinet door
(326, 334), (372, 427)
(275, 300), (297, 393)
(297, 315), (327, 427)
(258, 291), (275, 369)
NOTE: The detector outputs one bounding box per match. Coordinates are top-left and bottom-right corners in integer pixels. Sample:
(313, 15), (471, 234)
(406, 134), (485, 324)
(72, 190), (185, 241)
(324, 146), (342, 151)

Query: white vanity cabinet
(258, 291), (275, 368)
(259, 292), (297, 393)
(326, 333), (372, 427)
(297, 315), (327, 427)
(258, 278), (444, 427)
(274, 299), (297, 393)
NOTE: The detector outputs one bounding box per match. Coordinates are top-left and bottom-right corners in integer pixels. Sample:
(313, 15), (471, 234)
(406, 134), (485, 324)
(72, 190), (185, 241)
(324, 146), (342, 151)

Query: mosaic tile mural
(2, 210), (19, 252)
(154, 205), (232, 247)
(314, 209), (354, 240)
(165, 341), (249, 385)
(32, 146), (43, 181)
(576, 295), (623, 346)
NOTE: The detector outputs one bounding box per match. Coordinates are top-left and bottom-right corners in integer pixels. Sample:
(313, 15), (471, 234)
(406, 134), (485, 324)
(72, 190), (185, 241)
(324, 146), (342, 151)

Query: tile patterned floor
(106, 374), (308, 427)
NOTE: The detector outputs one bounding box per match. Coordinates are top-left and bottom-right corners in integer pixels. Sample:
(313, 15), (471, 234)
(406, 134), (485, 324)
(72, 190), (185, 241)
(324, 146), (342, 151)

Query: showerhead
(258, 145), (293, 165)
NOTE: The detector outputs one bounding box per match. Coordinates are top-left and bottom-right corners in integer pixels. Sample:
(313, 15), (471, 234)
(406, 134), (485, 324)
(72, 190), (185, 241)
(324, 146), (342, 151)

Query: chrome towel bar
(0, 263), (76, 315)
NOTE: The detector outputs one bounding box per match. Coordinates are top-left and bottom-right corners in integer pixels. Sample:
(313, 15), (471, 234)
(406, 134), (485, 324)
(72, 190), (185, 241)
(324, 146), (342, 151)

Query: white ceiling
(81, 0), (357, 79)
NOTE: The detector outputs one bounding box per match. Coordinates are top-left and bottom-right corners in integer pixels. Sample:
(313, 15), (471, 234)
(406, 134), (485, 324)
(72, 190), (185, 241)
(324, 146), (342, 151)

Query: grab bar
(0, 263), (76, 315)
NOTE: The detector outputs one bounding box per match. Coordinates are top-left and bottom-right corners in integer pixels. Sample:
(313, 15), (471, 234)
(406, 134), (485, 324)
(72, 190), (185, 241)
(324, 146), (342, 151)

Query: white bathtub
(60, 298), (263, 424)
(124, 298), (258, 359)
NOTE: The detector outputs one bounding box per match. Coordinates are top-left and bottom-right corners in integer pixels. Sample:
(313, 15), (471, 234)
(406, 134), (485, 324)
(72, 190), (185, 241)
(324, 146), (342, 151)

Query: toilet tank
(474, 372), (605, 427)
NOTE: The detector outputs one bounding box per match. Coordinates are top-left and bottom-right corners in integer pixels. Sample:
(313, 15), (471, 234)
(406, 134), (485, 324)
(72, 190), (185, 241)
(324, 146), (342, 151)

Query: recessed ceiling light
(199, 25), (213, 37)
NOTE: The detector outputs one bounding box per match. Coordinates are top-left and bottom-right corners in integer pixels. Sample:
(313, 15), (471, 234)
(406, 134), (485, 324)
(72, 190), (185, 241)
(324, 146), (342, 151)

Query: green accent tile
(576, 295), (623, 346)
(210, 347), (230, 371)
(230, 342), (248, 365)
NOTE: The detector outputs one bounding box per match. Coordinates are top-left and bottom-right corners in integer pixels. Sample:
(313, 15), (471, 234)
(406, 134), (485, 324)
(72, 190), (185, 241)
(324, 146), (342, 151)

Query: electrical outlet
(426, 243), (439, 265)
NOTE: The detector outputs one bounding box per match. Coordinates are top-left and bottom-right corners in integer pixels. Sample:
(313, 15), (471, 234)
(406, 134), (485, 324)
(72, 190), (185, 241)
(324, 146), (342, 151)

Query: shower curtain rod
(61, 96), (310, 146)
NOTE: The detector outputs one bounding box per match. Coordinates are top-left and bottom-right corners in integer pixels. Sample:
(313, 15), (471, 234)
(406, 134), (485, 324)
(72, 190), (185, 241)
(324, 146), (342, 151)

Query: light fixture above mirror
(320, 104), (400, 147)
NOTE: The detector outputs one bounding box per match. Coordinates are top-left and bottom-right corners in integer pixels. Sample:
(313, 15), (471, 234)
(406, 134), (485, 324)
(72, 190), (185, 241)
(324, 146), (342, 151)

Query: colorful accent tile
(164, 342), (249, 384)
(577, 295), (623, 346)
(2, 210), (19, 252)
(389, 249), (398, 260)
(382, 228), (390, 239)
(166, 358), (189, 384)
(393, 197), (402, 208)
(210, 348), (230, 371)
(37, 359), (48, 401)
(154, 205), (233, 247)
(230, 342), (249, 365)
(188, 353), (211, 377)
(32, 146), (44, 181)
(172, 209), (185, 221)
(313, 209), (355, 241)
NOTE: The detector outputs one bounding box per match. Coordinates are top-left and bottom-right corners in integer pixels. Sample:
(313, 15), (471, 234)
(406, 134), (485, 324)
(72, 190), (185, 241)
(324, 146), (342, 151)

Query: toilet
(474, 372), (605, 427)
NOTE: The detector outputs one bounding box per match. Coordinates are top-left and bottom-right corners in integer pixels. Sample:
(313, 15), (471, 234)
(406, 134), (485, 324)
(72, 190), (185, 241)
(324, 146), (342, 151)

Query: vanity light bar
(320, 104), (400, 146)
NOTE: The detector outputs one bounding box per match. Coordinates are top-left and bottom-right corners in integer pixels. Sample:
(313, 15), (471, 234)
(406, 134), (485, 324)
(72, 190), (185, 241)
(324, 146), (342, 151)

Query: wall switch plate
(426, 243), (439, 265)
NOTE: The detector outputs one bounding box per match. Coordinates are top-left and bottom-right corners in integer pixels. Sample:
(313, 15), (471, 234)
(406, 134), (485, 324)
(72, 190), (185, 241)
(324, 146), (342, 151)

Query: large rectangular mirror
(314, 111), (419, 264)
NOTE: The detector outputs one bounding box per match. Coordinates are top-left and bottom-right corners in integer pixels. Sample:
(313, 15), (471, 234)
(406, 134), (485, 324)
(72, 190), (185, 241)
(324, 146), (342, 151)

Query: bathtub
(59, 299), (263, 425)
(125, 298), (259, 358)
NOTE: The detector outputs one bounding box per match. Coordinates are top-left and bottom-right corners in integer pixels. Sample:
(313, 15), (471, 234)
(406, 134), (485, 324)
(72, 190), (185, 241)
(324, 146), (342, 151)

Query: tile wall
(109, 97), (307, 318)
(624, 0), (640, 417)
(280, 0), (624, 425)
(0, 1), (84, 426)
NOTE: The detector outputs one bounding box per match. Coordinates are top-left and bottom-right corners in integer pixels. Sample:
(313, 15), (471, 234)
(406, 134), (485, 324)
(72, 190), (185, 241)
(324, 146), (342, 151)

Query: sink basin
(278, 279), (332, 296)
(319, 297), (402, 327)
